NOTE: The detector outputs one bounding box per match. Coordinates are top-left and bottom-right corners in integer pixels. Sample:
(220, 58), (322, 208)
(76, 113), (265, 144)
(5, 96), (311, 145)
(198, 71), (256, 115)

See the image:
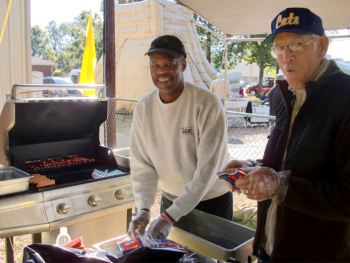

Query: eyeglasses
(271, 38), (315, 58)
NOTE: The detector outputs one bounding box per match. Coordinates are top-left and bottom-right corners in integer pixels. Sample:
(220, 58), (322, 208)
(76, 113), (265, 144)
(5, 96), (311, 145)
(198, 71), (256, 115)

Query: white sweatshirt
(130, 82), (230, 221)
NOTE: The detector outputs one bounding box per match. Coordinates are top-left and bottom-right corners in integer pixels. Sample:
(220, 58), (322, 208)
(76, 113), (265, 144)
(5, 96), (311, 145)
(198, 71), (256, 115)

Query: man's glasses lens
(272, 39), (314, 57)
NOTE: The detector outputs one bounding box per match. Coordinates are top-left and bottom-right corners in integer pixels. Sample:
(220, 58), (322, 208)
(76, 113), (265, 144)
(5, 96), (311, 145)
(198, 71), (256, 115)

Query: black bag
(23, 244), (189, 263)
(23, 244), (113, 263)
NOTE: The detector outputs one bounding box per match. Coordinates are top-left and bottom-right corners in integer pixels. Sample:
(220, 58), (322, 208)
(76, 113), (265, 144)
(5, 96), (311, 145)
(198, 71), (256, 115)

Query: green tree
(57, 11), (103, 72)
(194, 14), (222, 64)
(31, 10), (104, 74)
(243, 38), (276, 89)
(31, 25), (56, 62)
(211, 39), (248, 70)
(194, 14), (277, 84)
(46, 21), (64, 53)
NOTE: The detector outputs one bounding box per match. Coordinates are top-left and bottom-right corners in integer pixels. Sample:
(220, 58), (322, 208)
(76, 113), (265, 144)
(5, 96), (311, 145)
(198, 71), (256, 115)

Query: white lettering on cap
(276, 12), (300, 29)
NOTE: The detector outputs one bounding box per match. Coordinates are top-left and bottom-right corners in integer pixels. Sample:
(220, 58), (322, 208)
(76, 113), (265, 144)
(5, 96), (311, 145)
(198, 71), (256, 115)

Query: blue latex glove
(147, 215), (172, 240)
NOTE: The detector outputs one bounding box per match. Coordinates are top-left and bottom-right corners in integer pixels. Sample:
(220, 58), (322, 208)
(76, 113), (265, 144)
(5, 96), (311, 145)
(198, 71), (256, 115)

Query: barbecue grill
(0, 85), (134, 246)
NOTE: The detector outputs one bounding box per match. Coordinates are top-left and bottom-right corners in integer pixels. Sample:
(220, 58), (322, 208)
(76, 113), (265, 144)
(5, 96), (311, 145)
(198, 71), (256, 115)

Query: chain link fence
(103, 98), (137, 149)
(104, 98), (275, 161)
(227, 110), (275, 160)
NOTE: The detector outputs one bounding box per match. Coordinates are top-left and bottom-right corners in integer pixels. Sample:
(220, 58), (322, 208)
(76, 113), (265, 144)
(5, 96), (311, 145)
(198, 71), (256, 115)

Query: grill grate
(25, 155), (96, 173)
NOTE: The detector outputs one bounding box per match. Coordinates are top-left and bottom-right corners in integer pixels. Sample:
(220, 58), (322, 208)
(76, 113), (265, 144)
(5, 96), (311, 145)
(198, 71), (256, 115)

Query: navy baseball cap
(265, 8), (325, 42)
(145, 35), (186, 58)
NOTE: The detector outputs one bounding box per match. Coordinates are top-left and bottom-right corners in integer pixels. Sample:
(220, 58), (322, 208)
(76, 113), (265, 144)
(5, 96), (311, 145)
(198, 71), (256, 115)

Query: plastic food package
(117, 235), (185, 253)
(118, 235), (150, 252)
(217, 169), (247, 185)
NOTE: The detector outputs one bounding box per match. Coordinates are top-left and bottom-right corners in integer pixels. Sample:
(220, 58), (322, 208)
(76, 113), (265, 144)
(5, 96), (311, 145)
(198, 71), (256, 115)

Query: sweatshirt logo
(182, 127), (193, 135)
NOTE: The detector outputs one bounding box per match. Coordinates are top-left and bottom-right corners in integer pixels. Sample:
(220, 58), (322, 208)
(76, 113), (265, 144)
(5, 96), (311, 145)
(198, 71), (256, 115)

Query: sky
(30, 0), (350, 61)
(327, 36), (350, 61)
(31, 0), (102, 27)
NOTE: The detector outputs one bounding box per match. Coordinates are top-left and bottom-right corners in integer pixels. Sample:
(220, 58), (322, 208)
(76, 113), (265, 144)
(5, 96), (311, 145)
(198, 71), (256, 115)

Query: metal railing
(105, 98), (275, 161)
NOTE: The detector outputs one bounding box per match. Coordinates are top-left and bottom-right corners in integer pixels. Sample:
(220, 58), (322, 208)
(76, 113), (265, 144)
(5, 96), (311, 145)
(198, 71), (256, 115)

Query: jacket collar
(279, 59), (342, 107)
(305, 59), (343, 96)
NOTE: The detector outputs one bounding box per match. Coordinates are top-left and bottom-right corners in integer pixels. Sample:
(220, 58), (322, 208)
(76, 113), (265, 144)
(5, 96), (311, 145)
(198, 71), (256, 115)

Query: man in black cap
(225, 7), (350, 262)
(128, 35), (232, 240)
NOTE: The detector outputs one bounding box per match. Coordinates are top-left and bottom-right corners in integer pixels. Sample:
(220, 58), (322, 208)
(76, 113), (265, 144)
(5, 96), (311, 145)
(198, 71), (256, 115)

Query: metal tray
(168, 209), (255, 262)
(113, 148), (130, 169)
(0, 166), (30, 196)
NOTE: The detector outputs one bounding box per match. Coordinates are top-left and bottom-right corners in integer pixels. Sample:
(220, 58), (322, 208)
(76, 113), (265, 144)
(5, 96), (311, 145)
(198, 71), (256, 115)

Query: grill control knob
(57, 203), (70, 215)
(115, 190), (125, 200)
(88, 195), (102, 207)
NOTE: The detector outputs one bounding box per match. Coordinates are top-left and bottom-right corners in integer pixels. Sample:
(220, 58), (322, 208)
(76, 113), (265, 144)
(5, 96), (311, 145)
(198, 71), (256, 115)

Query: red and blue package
(217, 169), (247, 185)
(118, 237), (144, 252)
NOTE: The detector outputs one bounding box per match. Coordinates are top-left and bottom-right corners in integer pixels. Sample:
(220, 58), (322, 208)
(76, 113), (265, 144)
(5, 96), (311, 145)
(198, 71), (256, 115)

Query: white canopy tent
(175, 0), (350, 104)
(175, 0), (350, 36)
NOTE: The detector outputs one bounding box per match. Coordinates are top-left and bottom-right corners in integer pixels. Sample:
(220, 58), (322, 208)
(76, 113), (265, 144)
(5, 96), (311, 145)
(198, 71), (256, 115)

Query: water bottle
(55, 226), (72, 246)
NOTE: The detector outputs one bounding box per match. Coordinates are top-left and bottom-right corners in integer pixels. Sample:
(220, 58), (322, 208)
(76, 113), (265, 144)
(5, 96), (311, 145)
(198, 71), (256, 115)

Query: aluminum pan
(168, 209), (255, 261)
(0, 167), (30, 196)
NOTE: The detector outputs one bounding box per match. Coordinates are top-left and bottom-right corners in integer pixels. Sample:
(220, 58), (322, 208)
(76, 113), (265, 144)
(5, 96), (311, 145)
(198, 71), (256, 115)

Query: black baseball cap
(145, 35), (186, 58)
(265, 7), (325, 42)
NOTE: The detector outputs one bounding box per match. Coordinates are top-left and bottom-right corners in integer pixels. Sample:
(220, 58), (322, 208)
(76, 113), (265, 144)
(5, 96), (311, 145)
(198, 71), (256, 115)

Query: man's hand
(235, 167), (279, 201)
(224, 160), (254, 192)
(147, 213), (174, 240)
(128, 209), (150, 239)
(224, 159), (251, 170)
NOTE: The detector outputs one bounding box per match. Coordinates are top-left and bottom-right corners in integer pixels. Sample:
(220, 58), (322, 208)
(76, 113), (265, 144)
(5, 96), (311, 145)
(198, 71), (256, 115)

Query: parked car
(245, 79), (274, 96)
(43, 76), (73, 85)
(238, 81), (247, 97)
(68, 69), (81, 84)
(43, 76), (81, 96)
(239, 80), (249, 88)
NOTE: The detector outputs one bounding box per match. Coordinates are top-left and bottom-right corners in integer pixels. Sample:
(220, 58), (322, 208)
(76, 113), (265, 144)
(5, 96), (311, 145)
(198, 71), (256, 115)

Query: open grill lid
(8, 100), (108, 169)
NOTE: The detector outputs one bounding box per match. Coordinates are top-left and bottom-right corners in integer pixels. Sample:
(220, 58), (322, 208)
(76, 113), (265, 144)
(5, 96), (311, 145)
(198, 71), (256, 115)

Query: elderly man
(226, 7), (350, 262)
(128, 35), (232, 240)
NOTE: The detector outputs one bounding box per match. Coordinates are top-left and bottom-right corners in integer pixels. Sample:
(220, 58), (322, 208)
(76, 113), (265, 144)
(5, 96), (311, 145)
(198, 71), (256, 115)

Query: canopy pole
(104, 0), (117, 149)
(223, 37), (229, 111)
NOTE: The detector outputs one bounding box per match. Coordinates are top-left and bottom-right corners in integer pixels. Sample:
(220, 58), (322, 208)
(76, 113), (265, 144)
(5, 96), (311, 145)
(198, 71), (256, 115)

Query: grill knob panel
(115, 190), (125, 200)
(57, 203), (70, 214)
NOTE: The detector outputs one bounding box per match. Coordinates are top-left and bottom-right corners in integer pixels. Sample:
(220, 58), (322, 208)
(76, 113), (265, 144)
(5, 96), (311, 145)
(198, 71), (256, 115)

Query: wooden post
(104, 0), (117, 149)
(5, 237), (14, 263)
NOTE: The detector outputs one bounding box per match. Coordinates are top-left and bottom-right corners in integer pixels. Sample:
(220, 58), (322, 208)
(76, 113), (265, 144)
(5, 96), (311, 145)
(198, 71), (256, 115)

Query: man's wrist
(161, 211), (175, 225)
(274, 170), (291, 203)
(244, 159), (257, 167)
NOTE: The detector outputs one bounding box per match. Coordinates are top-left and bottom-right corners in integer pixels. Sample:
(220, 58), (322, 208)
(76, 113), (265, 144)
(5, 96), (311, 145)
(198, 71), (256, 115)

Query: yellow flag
(79, 16), (96, 95)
